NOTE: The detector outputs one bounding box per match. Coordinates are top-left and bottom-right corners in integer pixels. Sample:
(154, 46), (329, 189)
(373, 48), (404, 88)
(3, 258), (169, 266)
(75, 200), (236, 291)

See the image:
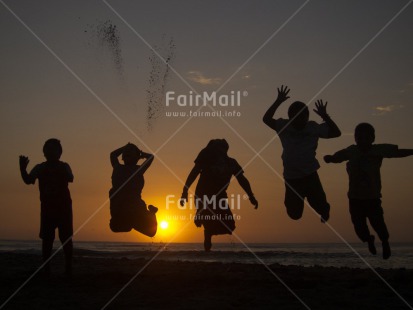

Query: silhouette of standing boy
(180, 139), (258, 251)
(19, 139), (74, 275)
(263, 85), (341, 222)
(109, 143), (158, 237)
(324, 123), (413, 259)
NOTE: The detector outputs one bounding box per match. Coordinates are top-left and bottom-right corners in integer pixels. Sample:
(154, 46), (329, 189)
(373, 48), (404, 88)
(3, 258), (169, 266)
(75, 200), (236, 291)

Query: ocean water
(1, 240), (412, 269)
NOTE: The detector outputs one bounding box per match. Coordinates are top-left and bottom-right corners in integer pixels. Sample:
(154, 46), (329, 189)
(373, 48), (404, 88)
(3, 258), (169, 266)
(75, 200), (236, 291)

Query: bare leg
(204, 230), (212, 252)
(42, 239), (54, 275)
(62, 238), (73, 275)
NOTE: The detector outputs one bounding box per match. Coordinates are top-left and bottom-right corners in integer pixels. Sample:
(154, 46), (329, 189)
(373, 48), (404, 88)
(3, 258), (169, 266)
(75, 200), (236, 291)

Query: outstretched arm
(180, 164), (202, 206)
(324, 148), (349, 164)
(263, 85), (290, 130)
(138, 151), (154, 174)
(236, 173), (258, 209)
(324, 155), (341, 164)
(394, 149), (413, 158)
(19, 156), (35, 184)
(313, 100), (341, 138)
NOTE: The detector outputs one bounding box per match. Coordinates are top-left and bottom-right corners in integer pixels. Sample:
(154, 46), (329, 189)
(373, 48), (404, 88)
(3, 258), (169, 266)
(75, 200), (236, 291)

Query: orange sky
(1, 0), (413, 244)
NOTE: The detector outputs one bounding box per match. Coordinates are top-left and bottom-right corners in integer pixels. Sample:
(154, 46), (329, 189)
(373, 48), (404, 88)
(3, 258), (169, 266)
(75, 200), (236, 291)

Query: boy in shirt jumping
(263, 85), (341, 223)
(324, 123), (413, 259)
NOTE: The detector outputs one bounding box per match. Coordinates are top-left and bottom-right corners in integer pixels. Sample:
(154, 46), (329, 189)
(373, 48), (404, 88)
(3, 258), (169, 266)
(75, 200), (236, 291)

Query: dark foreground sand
(1, 252), (412, 310)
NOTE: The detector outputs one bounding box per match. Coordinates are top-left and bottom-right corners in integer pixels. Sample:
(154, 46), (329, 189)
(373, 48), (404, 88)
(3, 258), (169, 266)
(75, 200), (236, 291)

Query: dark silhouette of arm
(180, 164), (202, 206)
(393, 149), (413, 158)
(324, 149), (348, 164)
(65, 163), (74, 183)
(110, 144), (128, 167)
(138, 151), (154, 174)
(263, 85), (290, 130)
(324, 155), (341, 163)
(19, 155), (35, 184)
(313, 100), (341, 138)
(236, 173), (258, 209)
(323, 116), (341, 138)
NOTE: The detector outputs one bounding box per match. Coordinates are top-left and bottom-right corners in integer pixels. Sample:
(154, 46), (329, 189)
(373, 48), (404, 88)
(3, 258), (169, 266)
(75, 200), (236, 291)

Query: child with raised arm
(109, 143), (158, 237)
(180, 139), (258, 251)
(19, 139), (74, 275)
(324, 123), (413, 259)
(263, 85), (341, 223)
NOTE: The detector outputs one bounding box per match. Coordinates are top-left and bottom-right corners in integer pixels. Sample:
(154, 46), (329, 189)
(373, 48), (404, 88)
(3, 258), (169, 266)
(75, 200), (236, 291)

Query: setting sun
(160, 221), (169, 230)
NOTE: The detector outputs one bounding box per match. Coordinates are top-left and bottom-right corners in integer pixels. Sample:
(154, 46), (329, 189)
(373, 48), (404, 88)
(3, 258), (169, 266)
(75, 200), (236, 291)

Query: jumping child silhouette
(109, 143), (157, 237)
(324, 123), (413, 259)
(180, 139), (258, 251)
(263, 85), (341, 223)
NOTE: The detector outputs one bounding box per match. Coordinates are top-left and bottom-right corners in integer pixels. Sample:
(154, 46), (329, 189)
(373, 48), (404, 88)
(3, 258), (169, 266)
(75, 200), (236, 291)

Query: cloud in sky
(187, 71), (221, 85)
(397, 81), (413, 93)
(373, 104), (404, 115)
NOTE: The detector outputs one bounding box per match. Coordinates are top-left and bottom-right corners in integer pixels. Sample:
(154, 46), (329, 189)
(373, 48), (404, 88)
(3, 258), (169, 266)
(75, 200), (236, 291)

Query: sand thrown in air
(146, 35), (176, 131)
(86, 19), (124, 78)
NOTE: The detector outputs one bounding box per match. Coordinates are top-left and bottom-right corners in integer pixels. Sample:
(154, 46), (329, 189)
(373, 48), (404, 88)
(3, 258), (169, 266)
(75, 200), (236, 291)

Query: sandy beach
(1, 251), (412, 310)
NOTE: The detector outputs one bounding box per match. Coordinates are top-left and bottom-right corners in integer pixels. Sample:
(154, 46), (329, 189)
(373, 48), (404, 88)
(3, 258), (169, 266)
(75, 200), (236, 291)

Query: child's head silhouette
(288, 101), (309, 130)
(355, 123), (375, 149)
(43, 138), (62, 161)
(122, 143), (141, 165)
(207, 139), (229, 158)
(215, 139), (229, 155)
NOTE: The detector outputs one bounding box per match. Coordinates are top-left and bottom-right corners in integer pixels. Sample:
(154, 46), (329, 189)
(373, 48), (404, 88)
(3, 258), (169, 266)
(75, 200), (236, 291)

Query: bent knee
(287, 211), (303, 220)
(285, 202), (303, 220)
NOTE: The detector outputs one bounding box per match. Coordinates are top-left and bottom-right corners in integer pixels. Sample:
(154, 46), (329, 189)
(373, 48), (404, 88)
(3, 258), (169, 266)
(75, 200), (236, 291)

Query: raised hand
(313, 100), (329, 120)
(276, 85), (290, 103)
(19, 155), (29, 170)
